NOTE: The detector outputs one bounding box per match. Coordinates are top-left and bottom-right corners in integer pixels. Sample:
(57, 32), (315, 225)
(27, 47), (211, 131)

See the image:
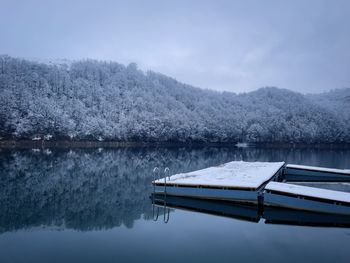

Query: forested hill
(0, 55), (349, 143)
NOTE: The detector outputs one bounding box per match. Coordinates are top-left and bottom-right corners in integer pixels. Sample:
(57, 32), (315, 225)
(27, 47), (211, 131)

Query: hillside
(307, 89), (350, 122)
(0, 55), (349, 143)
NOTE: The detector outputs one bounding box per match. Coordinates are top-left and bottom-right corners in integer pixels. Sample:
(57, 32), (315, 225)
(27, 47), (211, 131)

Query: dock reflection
(151, 194), (350, 227)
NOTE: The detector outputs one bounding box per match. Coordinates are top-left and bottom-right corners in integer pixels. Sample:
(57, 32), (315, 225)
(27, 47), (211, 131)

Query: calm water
(0, 147), (350, 263)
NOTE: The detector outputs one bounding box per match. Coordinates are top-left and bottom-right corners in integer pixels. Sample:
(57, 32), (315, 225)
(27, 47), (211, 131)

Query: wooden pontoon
(152, 161), (350, 215)
(264, 182), (350, 215)
(153, 161), (285, 204)
(284, 164), (350, 182)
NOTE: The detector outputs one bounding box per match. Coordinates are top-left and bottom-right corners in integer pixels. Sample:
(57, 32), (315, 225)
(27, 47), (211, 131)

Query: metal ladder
(152, 167), (171, 223)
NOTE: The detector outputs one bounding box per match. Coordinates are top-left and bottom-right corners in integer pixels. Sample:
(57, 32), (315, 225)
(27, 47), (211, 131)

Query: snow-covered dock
(154, 161), (285, 189)
(264, 182), (350, 215)
(153, 161), (285, 203)
(152, 161), (350, 215)
(284, 164), (350, 182)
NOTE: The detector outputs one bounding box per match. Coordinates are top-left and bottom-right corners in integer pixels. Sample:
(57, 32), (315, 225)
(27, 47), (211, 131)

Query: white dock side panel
(286, 164), (350, 175)
(265, 182), (350, 203)
(154, 161), (285, 190)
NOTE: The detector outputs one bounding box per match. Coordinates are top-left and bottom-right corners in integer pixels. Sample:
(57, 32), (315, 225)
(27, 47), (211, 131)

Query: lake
(0, 147), (349, 263)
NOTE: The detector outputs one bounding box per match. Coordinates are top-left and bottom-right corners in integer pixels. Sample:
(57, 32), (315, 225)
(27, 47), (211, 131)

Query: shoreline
(1, 140), (350, 149)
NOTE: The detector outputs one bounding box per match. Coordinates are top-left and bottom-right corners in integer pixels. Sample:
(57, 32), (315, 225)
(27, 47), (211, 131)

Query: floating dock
(284, 164), (350, 182)
(152, 162), (350, 215)
(264, 182), (350, 215)
(153, 161), (285, 204)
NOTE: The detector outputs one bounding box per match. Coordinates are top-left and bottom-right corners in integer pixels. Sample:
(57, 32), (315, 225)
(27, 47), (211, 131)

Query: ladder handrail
(153, 167), (160, 192)
(163, 167), (170, 223)
(152, 167), (171, 223)
(152, 167), (160, 221)
(164, 207), (170, 223)
(164, 167), (170, 180)
(152, 202), (159, 221)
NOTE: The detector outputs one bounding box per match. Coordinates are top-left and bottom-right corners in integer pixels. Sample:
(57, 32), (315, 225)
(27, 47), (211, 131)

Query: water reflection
(152, 194), (350, 227)
(1, 147), (350, 233)
(152, 195), (261, 223)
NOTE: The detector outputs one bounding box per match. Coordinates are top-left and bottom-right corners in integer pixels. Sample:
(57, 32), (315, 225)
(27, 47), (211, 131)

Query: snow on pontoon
(284, 164), (350, 182)
(152, 162), (350, 215)
(153, 161), (285, 204)
(264, 182), (350, 215)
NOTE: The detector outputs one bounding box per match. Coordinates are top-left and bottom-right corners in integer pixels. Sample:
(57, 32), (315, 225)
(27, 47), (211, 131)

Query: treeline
(0, 55), (349, 143)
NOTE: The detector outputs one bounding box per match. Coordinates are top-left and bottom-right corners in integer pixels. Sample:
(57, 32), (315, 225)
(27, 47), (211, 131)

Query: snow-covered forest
(1, 55), (349, 143)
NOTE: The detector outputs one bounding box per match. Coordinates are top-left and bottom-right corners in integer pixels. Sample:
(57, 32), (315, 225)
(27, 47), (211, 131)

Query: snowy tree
(0, 55), (349, 143)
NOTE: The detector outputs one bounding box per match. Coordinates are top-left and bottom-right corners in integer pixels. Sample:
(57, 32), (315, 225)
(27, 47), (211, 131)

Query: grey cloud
(0, 0), (349, 93)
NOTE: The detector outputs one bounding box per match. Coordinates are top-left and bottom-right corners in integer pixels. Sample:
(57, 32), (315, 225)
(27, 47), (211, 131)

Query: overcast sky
(1, 0), (349, 93)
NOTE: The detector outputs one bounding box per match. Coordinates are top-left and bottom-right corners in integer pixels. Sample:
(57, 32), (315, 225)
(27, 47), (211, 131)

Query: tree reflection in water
(0, 147), (349, 233)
